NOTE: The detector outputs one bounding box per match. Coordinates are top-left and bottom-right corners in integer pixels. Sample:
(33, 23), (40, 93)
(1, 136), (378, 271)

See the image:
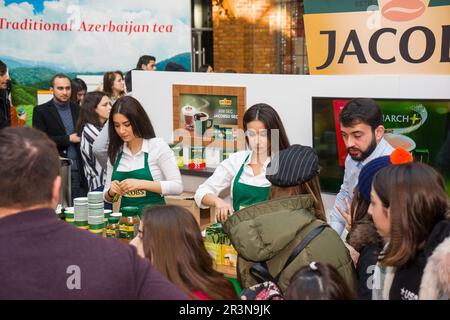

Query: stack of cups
(88, 191), (105, 235)
(104, 209), (112, 228)
(74, 198), (88, 229)
(64, 207), (74, 224)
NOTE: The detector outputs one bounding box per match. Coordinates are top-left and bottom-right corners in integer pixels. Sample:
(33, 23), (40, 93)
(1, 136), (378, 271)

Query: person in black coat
(33, 73), (87, 199)
(0, 60), (11, 129)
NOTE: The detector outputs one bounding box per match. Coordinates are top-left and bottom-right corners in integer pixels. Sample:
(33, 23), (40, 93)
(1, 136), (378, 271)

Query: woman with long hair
(103, 71), (125, 104)
(370, 162), (449, 300)
(76, 91), (111, 192)
(103, 96), (182, 216)
(70, 77), (87, 105)
(336, 148), (412, 299)
(130, 205), (237, 300)
(195, 103), (290, 222)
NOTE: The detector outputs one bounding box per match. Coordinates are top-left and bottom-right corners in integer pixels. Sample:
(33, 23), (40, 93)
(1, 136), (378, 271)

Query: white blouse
(104, 138), (183, 201)
(194, 150), (271, 209)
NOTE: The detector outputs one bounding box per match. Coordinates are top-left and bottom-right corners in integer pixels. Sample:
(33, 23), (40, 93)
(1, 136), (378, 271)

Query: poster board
(1, 0), (192, 126)
(303, 0), (450, 75)
(172, 84), (246, 148)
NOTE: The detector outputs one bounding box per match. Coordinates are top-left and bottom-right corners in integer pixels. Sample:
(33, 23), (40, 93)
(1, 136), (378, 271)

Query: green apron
(111, 151), (165, 217)
(232, 154), (270, 212)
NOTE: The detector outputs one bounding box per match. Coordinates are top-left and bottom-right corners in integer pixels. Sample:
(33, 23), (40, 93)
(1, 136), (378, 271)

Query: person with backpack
(223, 144), (357, 297)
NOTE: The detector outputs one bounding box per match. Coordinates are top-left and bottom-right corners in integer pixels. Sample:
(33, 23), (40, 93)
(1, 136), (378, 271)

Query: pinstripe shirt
(80, 123), (106, 191)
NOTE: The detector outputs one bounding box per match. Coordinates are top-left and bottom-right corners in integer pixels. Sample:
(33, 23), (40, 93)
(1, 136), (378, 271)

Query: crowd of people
(0, 56), (448, 300)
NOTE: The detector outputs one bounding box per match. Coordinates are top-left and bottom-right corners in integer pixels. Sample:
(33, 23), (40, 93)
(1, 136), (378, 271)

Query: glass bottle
(119, 207), (140, 243)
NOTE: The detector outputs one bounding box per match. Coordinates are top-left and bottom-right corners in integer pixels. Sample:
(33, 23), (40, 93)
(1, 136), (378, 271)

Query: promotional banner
(0, 0), (191, 125)
(304, 0), (450, 74)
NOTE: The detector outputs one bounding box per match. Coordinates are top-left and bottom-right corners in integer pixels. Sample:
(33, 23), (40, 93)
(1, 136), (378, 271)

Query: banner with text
(304, 0), (450, 75)
(0, 0), (191, 126)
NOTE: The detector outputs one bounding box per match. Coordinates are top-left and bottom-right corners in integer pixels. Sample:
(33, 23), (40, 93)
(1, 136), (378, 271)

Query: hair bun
(389, 147), (413, 165)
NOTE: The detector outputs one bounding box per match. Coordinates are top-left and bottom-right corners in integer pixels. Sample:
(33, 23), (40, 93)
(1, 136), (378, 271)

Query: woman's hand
(214, 198), (234, 223)
(336, 198), (352, 232)
(119, 179), (142, 193)
(110, 180), (124, 196)
(345, 243), (360, 267)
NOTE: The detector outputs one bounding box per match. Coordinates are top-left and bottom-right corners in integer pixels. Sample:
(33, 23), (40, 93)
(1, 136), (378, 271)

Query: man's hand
(336, 198), (352, 232)
(69, 133), (81, 143)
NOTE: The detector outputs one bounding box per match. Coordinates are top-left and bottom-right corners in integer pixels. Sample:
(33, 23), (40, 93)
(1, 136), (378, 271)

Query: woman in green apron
(104, 96), (183, 216)
(194, 103), (290, 222)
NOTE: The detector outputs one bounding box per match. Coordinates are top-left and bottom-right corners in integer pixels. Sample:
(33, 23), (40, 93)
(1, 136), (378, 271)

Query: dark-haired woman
(103, 71), (125, 105)
(103, 96), (182, 216)
(285, 262), (356, 300)
(194, 103), (290, 222)
(370, 162), (449, 300)
(76, 91), (111, 192)
(71, 78), (87, 106)
(130, 205), (237, 300)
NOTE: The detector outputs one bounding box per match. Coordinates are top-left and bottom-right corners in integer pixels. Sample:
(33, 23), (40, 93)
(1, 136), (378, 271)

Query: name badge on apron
(124, 190), (147, 198)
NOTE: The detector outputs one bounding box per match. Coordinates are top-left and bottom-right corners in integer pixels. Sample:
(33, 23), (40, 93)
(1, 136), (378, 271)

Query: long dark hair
(373, 163), (448, 267)
(350, 186), (370, 225)
(269, 176), (326, 221)
(285, 262), (356, 300)
(103, 71), (124, 98)
(347, 186), (383, 253)
(141, 205), (237, 300)
(75, 91), (107, 135)
(243, 103), (290, 154)
(107, 96), (156, 165)
(70, 77), (87, 105)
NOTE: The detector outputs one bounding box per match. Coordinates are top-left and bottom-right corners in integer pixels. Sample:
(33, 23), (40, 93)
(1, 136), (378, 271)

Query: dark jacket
(347, 220), (384, 300)
(0, 208), (189, 299)
(32, 99), (87, 187)
(33, 99), (80, 156)
(387, 219), (450, 300)
(0, 89), (11, 129)
(223, 195), (357, 293)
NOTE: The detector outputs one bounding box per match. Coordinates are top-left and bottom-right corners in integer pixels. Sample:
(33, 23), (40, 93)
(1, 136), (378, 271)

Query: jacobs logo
(381, 0), (427, 22)
(317, 26), (449, 70)
(219, 98), (232, 106)
(124, 190), (146, 198)
(305, 0), (450, 74)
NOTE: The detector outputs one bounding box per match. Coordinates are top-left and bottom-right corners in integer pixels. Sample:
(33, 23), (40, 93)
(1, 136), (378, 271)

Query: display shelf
(180, 165), (215, 177)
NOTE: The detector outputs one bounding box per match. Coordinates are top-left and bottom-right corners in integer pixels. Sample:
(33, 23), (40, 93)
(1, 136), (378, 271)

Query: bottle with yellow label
(119, 207), (140, 243)
(106, 213), (121, 239)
